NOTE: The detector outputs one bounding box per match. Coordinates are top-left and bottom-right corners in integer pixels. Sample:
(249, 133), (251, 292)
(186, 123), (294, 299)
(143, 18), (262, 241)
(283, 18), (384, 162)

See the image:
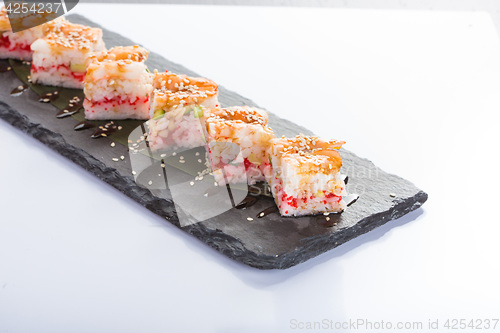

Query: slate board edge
(0, 100), (176, 220)
(0, 100), (293, 270)
(0, 100), (291, 269)
(1, 100), (427, 270)
(184, 190), (428, 270)
(0, 14), (429, 270)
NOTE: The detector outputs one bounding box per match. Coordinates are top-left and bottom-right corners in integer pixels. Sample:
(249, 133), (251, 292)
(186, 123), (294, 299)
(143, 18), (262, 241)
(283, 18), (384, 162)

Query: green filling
(70, 62), (86, 73)
(193, 106), (204, 118)
(153, 109), (165, 120)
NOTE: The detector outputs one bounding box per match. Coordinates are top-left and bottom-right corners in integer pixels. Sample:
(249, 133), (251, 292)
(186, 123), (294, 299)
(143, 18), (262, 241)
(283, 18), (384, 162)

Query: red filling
(214, 157), (259, 173)
(275, 180), (343, 211)
(0, 34), (31, 52)
(0, 34), (11, 48)
(243, 157), (252, 170)
(209, 155), (269, 183)
(98, 95), (149, 106)
(18, 43), (30, 52)
(85, 96), (150, 113)
(31, 64), (85, 82)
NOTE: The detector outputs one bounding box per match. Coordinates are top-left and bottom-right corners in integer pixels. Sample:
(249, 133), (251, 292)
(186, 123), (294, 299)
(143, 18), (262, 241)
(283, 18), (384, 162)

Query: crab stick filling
(31, 63), (85, 81)
(0, 33), (31, 52)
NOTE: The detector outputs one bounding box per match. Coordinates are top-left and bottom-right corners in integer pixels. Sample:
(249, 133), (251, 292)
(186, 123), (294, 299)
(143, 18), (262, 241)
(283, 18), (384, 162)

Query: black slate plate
(0, 14), (428, 269)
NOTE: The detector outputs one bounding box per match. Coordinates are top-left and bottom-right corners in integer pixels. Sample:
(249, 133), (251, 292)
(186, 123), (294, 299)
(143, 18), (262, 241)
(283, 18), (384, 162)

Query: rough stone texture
(0, 14), (427, 269)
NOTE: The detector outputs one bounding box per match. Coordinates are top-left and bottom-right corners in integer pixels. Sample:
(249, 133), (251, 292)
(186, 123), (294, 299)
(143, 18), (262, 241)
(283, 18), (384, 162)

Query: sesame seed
(110, 142), (115, 147)
(190, 181), (194, 186)
(148, 180), (153, 185)
(179, 160), (185, 164)
(160, 154), (166, 158)
(390, 193), (396, 197)
(247, 217), (254, 221)
(197, 159), (202, 163)
(326, 217), (331, 221)
(120, 156), (125, 160)
(132, 171), (137, 175)
(112, 158), (119, 162)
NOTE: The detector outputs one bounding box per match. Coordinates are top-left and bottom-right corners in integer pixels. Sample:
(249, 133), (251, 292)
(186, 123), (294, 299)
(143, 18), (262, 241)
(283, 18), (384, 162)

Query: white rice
(31, 67), (85, 89)
(148, 109), (205, 151)
(30, 36), (105, 88)
(268, 153), (347, 216)
(205, 107), (275, 184)
(84, 62), (152, 101)
(0, 28), (43, 60)
(147, 94), (218, 151)
(84, 58), (153, 120)
(149, 94), (218, 119)
(84, 97), (151, 120)
(0, 47), (32, 60)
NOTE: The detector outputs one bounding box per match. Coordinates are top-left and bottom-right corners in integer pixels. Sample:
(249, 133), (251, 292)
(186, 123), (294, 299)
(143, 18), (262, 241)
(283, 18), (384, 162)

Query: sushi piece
(83, 45), (153, 120)
(0, 7), (61, 60)
(147, 71), (218, 151)
(30, 20), (105, 89)
(267, 135), (347, 216)
(204, 106), (275, 185)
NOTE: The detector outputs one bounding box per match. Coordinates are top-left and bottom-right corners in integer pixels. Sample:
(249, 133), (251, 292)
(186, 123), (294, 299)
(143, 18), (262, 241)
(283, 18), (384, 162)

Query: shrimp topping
(42, 20), (103, 51)
(0, 7), (11, 31)
(272, 134), (345, 173)
(152, 71), (218, 109)
(88, 45), (149, 65)
(205, 106), (268, 126)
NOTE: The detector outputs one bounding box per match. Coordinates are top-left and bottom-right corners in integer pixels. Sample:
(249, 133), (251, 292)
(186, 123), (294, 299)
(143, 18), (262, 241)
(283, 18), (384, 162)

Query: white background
(1, 4), (500, 333)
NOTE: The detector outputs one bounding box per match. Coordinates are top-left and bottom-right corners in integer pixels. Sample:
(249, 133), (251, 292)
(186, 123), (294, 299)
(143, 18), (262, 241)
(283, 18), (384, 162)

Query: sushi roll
(0, 7), (61, 60)
(30, 20), (105, 89)
(204, 106), (275, 185)
(83, 45), (153, 120)
(147, 71), (218, 151)
(267, 135), (347, 216)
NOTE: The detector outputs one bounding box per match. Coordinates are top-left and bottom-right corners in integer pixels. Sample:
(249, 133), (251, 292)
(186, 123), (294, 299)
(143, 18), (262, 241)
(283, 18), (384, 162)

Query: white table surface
(1, 4), (500, 333)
